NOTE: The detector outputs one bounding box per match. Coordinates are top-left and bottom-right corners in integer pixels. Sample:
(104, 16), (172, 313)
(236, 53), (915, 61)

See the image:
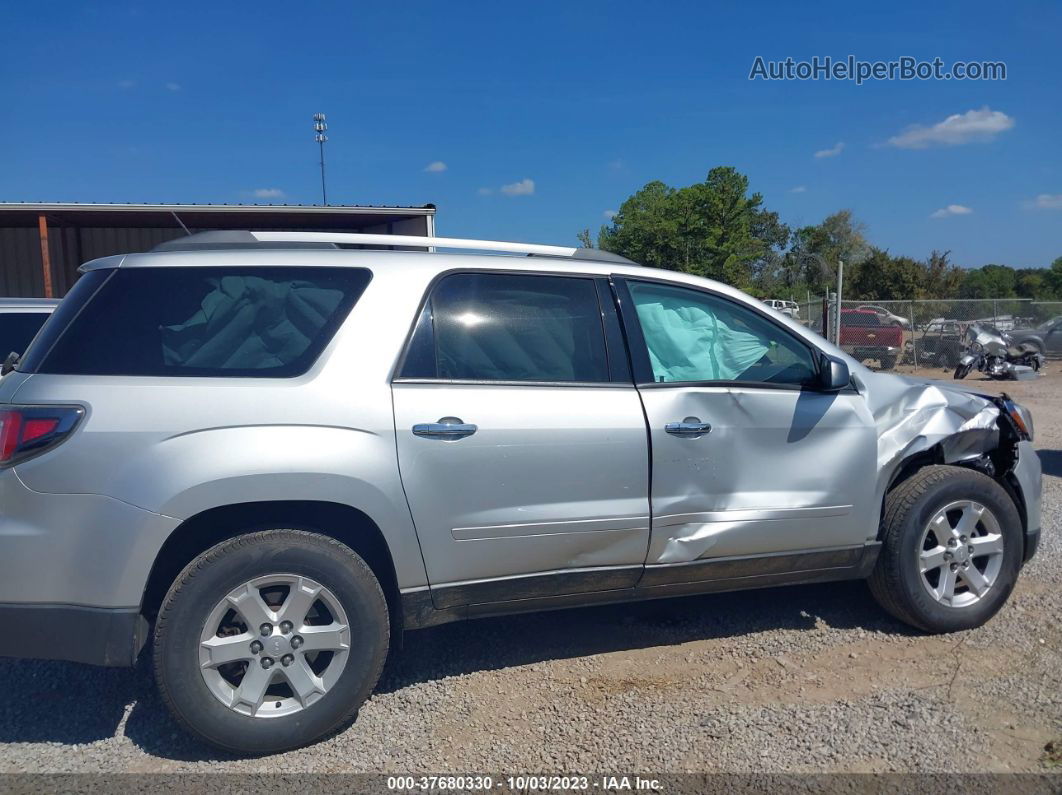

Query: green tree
(922, 250), (965, 297)
(846, 248), (924, 300)
(598, 167), (788, 290)
(785, 210), (870, 295)
(960, 264), (1017, 298)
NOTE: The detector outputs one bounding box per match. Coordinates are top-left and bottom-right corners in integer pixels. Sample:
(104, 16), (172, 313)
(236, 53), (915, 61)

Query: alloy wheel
(917, 500), (1005, 608)
(198, 574), (351, 718)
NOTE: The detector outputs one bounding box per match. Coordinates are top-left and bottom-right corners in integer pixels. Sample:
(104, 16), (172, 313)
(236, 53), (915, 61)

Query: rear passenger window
(26, 267), (370, 377)
(400, 272), (609, 383)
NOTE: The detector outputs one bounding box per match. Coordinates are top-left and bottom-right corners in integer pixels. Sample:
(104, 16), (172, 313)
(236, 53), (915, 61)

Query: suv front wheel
(154, 529), (389, 754)
(869, 466), (1022, 633)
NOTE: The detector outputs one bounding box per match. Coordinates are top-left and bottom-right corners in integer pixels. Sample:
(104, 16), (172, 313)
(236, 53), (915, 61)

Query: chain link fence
(789, 297), (1062, 373)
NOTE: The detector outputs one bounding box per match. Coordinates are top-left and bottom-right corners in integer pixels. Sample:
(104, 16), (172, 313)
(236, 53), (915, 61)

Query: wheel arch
(879, 444), (1028, 541)
(139, 500), (404, 640)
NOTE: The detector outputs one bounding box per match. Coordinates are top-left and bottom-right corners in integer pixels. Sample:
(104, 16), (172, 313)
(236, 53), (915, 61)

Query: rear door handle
(665, 419), (712, 436)
(412, 417), (478, 439)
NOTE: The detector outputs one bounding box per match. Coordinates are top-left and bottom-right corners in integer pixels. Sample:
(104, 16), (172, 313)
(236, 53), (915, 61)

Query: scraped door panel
(392, 383), (650, 605)
(640, 386), (878, 567)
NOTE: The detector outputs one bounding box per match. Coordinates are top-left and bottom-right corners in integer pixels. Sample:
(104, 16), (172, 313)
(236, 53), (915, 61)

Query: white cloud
(603, 209), (617, 219)
(251, 188), (285, 199)
(1025, 193), (1062, 210)
(477, 187), (493, 196)
(500, 178), (535, 197)
(929, 204), (973, 218)
(814, 142), (844, 159)
(423, 161), (447, 173)
(790, 185), (807, 193)
(165, 82), (181, 92)
(887, 107), (1014, 149)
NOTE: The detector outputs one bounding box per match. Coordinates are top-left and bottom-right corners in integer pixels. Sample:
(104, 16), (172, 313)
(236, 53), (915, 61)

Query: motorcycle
(953, 321), (1045, 380)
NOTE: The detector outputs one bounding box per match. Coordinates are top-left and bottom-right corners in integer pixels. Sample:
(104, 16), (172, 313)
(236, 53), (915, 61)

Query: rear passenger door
(391, 271), (650, 608)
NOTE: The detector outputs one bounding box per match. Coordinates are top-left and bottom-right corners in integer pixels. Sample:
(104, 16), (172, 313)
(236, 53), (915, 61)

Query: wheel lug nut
(281, 654), (294, 667)
(968, 546), (975, 554)
(261, 657), (274, 669)
(259, 623), (272, 636)
(960, 535), (968, 543)
(280, 621), (293, 634)
(943, 551), (952, 560)
(250, 640), (263, 654)
(947, 539), (957, 547)
(291, 636), (303, 650)
(950, 562), (959, 571)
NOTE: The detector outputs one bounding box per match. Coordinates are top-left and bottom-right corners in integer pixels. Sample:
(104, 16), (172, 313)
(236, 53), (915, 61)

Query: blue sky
(1, 1), (1059, 268)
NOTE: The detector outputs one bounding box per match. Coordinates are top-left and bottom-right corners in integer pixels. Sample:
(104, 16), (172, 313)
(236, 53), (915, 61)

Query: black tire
(953, 362), (973, 379)
(879, 356), (896, 370)
(154, 529), (389, 755)
(868, 465), (1022, 633)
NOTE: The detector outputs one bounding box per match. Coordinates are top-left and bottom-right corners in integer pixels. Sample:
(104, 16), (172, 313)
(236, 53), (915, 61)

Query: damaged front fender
(858, 372), (1012, 515)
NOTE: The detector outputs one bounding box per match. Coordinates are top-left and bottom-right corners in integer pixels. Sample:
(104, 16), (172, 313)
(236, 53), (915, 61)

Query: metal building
(0, 202), (437, 297)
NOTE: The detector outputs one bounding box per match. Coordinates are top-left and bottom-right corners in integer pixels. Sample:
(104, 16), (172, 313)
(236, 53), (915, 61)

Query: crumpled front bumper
(1011, 439), (1042, 563)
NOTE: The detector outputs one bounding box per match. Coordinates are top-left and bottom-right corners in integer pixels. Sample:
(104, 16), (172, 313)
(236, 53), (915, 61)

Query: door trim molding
(653, 505), (852, 527)
(452, 516), (650, 540)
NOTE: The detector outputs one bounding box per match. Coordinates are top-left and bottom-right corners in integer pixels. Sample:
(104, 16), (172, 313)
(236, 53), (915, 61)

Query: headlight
(971, 341), (983, 353)
(1003, 399), (1034, 441)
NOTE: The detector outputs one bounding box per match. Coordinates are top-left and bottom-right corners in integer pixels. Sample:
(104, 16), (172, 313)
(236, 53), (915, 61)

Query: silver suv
(0, 231), (1041, 754)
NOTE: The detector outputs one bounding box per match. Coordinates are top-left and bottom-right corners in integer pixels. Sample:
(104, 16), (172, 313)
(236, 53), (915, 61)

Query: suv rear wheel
(869, 466), (1022, 633)
(154, 529), (389, 754)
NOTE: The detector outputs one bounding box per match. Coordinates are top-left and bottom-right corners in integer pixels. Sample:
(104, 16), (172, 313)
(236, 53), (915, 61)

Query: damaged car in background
(0, 231), (1042, 754)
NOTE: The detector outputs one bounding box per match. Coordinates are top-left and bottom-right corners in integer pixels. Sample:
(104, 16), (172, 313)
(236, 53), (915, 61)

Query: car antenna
(171, 210), (192, 236)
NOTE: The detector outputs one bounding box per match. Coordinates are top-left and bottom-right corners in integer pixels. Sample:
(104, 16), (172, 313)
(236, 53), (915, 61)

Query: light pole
(313, 113), (328, 205)
(834, 258), (844, 346)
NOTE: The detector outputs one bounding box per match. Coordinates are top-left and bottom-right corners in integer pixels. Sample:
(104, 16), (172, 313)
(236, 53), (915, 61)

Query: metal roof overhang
(0, 202), (437, 297)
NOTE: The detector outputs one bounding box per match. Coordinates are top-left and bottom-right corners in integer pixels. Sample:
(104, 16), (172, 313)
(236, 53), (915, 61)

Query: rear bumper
(0, 603), (146, 666)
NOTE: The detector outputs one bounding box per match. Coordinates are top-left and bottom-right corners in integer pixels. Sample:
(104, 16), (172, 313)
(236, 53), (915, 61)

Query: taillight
(0, 406), (83, 466)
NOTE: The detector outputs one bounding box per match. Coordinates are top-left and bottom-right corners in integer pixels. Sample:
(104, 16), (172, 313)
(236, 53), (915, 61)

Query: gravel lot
(1, 368), (1060, 774)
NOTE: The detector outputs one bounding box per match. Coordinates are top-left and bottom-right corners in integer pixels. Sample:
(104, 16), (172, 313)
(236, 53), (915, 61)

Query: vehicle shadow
(38, 579), (912, 761)
(1037, 449), (1062, 478)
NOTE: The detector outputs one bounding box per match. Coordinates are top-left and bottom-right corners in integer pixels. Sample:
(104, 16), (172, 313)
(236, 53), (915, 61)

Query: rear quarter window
(23, 266), (371, 377)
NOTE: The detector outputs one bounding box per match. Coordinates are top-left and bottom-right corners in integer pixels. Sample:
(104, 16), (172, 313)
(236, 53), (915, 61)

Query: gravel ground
(1, 369), (1060, 774)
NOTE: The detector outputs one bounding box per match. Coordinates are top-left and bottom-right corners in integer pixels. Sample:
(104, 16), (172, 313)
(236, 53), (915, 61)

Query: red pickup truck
(839, 309), (903, 369)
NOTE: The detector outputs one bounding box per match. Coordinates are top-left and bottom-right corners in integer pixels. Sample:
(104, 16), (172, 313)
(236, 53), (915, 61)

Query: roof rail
(152, 230), (636, 264)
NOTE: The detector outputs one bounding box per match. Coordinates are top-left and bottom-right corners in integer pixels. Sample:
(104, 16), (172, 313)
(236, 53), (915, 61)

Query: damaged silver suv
(0, 231), (1041, 754)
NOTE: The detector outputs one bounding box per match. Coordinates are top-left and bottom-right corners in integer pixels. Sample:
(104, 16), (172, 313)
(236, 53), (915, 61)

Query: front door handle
(412, 417), (478, 439)
(665, 418), (712, 436)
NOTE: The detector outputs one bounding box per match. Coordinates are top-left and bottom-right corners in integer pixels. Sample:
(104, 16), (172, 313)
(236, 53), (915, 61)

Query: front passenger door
(615, 277), (878, 586)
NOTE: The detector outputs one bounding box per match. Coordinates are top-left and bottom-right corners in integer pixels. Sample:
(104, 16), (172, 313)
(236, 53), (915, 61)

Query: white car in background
(763, 299), (799, 318)
(857, 304), (911, 329)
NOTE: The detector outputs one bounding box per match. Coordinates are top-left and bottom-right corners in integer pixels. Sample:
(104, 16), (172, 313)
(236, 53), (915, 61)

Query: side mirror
(817, 354), (850, 392)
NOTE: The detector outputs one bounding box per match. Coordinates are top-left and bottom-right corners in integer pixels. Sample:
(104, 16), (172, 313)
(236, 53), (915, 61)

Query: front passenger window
(627, 280), (817, 386)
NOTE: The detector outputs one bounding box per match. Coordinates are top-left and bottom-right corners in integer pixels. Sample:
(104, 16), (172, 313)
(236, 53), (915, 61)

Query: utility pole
(313, 113), (328, 205)
(834, 258), (844, 345)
